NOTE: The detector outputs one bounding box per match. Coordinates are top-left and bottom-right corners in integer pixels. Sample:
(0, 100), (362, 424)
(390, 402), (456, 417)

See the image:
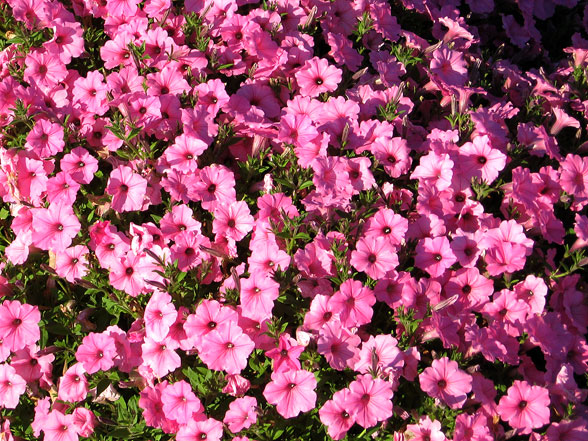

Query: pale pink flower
(263, 369), (317, 418)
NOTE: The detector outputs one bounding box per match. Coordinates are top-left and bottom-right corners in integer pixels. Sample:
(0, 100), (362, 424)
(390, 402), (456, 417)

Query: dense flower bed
(0, 0), (587, 440)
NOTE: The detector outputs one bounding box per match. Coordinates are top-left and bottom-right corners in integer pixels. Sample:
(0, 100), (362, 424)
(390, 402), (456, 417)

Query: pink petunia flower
(32, 203), (81, 252)
(317, 320), (360, 371)
(460, 135), (507, 184)
(263, 369), (317, 419)
(329, 279), (375, 328)
(239, 272), (280, 322)
(223, 396), (258, 433)
(43, 411), (79, 441)
(106, 166), (148, 213)
(0, 300), (41, 352)
(25, 119), (65, 158)
(345, 374), (393, 428)
(72, 71), (109, 115)
(295, 57), (342, 97)
(75, 332), (117, 374)
(55, 245), (89, 283)
(265, 333), (305, 373)
(407, 416), (447, 441)
(430, 46), (468, 87)
(58, 363), (88, 403)
(350, 235), (399, 280)
(176, 418), (223, 441)
(141, 336), (181, 378)
(144, 291), (178, 342)
(415, 236), (457, 278)
(319, 388), (356, 440)
(60, 147), (99, 185)
(498, 380), (550, 434)
(0, 363), (26, 409)
(419, 357), (472, 409)
(161, 380), (204, 425)
(213, 200), (254, 242)
(199, 322), (254, 374)
(24, 49), (67, 87)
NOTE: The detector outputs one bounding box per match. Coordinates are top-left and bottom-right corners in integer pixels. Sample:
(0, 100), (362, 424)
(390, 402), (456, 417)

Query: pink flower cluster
(0, 0), (588, 440)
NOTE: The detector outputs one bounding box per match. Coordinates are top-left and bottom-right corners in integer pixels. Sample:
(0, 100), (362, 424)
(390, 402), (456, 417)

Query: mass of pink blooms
(0, 0), (588, 440)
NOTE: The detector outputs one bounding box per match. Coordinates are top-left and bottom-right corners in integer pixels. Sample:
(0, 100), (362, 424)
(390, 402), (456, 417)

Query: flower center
(367, 254), (377, 263)
(434, 254), (442, 262)
(518, 400), (527, 409)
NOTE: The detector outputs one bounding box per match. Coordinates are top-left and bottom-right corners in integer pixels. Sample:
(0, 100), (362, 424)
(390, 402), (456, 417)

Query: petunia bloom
(263, 369), (317, 419)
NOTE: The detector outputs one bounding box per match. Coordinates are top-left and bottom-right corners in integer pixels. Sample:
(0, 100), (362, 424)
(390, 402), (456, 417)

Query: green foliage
(183, 12), (211, 53)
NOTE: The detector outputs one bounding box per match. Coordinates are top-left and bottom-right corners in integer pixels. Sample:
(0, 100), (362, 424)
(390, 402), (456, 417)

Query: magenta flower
(0, 300), (41, 352)
(498, 380), (550, 434)
(263, 369), (317, 419)
(55, 245), (89, 283)
(415, 236), (457, 278)
(317, 320), (360, 371)
(199, 322), (254, 374)
(25, 118), (65, 158)
(419, 357), (472, 409)
(345, 374), (393, 428)
(23, 49), (67, 87)
(60, 147), (99, 185)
